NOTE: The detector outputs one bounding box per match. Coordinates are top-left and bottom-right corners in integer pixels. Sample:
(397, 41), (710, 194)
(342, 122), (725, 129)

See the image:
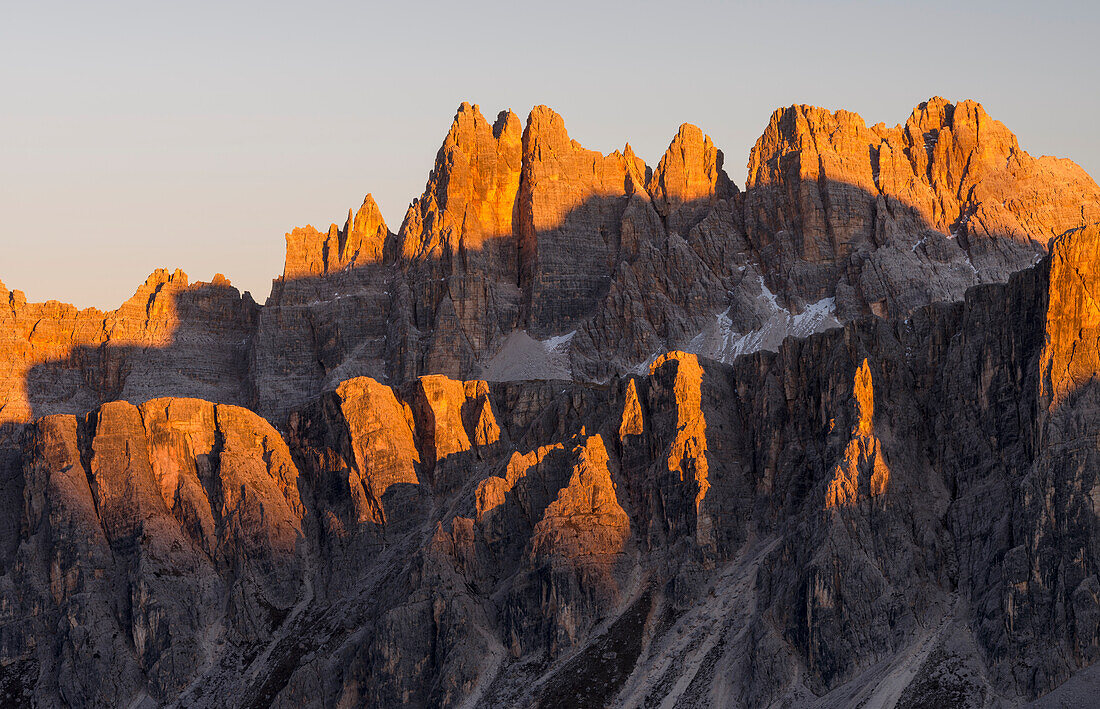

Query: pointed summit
(493, 109), (522, 140)
(282, 194), (393, 281)
(523, 105), (571, 154)
(648, 123), (732, 236)
(342, 194), (391, 265)
(398, 101), (523, 262)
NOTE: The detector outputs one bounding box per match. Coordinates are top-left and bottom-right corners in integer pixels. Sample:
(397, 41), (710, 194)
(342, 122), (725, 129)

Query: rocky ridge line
(5, 97), (1098, 427)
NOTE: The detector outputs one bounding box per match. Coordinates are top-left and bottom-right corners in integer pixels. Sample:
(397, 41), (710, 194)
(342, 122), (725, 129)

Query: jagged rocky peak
(900, 96), (1020, 184)
(645, 122), (736, 241)
(746, 97), (1016, 193)
(741, 96), (1100, 321)
(283, 193), (393, 282)
(747, 96), (1100, 242)
(342, 193), (391, 264)
(398, 101), (523, 263)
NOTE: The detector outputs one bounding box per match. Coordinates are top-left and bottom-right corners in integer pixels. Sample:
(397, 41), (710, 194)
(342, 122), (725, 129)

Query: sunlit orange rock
(619, 377), (645, 441)
(407, 376), (472, 472)
(748, 97), (1100, 250)
(332, 377), (421, 525)
(824, 359), (890, 508)
(649, 351), (712, 546)
(648, 123), (732, 237)
(475, 442), (565, 521)
(531, 433), (630, 559)
(0, 269), (256, 425)
(399, 102), (523, 262)
(1040, 223), (1100, 409)
(746, 97), (1100, 316)
(4, 98), (1100, 707)
(284, 195), (392, 281)
(16, 396), (306, 702)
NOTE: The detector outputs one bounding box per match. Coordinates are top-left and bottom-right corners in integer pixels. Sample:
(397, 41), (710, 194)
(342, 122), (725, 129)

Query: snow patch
(962, 251), (979, 276)
(757, 274), (780, 311)
(686, 296), (841, 365)
(543, 331), (576, 354)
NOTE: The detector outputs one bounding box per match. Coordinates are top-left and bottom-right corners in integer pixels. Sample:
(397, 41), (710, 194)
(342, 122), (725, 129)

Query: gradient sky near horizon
(3, 0), (1098, 309)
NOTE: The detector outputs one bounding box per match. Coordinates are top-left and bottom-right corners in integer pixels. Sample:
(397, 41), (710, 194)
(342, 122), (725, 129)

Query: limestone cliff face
(2, 100), (1100, 708)
(744, 98), (1100, 319)
(0, 269), (257, 426)
(251, 194), (398, 418)
(1040, 223), (1100, 409)
(1005, 223), (1100, 692)
(2, 399), (305, 706)
(400, 103), (523, 263)
(516, 106), (649, 335)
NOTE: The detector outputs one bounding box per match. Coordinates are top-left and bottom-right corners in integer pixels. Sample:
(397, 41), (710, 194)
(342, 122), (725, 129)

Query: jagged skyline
(3, 0), (1099, 308)
(4, 16), (1100, 697)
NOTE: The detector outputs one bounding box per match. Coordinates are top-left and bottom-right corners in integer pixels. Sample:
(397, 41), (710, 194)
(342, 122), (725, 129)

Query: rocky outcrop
(744, 98), (1100, 319)
(1, 398), (305, 707)
(0, 269), (257, 426)
(648, 123), (731, 239)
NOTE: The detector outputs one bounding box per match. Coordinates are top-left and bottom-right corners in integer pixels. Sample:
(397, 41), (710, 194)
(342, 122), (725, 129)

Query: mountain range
(2, 97), (1100, 707)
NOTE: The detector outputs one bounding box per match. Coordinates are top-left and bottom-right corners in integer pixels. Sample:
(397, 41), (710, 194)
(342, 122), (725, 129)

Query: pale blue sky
(3, 0), (1098, 308)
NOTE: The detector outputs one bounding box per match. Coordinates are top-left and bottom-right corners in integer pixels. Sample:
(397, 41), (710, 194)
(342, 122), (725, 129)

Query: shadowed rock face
(1, 101), (1100, 707)
(4, 227), (1100, 707)
(4, 398), (305, 706)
